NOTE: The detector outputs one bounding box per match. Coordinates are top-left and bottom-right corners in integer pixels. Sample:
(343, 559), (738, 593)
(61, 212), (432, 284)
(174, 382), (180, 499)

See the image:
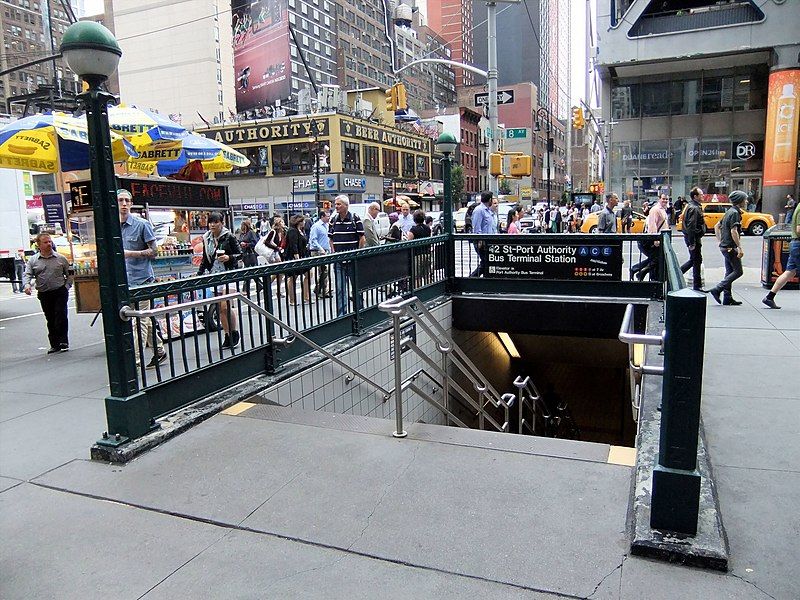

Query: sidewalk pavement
(1, 236), (798, 599)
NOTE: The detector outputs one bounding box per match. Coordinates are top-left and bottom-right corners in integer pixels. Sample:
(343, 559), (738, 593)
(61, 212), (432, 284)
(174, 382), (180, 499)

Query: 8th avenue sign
(474, 90), (515, 106)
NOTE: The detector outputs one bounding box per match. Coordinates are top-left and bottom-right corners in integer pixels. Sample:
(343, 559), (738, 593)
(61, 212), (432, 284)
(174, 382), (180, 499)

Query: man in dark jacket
(706, 190), (747, 306)
(680, 186), (705, 290)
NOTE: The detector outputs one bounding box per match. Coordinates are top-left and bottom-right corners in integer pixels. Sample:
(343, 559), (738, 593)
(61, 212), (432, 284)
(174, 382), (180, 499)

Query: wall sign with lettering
(203, 119), (329, 145)
(485, 242), (623, 280)
(69, 178), (230, 210)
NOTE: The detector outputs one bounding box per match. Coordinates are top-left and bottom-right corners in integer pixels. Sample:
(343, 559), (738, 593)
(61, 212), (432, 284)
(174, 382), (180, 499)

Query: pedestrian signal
(489, 153), (503, 177)
(509, 155), (532, 177)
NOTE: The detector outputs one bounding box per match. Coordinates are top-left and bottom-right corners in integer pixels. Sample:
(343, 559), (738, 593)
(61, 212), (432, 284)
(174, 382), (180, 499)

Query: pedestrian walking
(118, 189), (166, 368)
(597, 193), (619, 233)
(631, 195), (669, 281)
(309, 209), (331, 298)
(785, 194), (796, 224)
(197, 211), (242, 348)
(407, 210), (432, 286)
(23, 232), (72, 353)
(363, 201), (382, 247)
(680, 187), (705, 290)
(284, 214), (311, 305)
(12, 248), (26, 292)
(706, 190), (747, 306)
(620, 199), (633, 233)
(469, 191), (494, 277)
(763, 200), (799, 309)
(237, 218), (259, 294)
(328, 194), (364, 316)
(506, 209), (521, 234)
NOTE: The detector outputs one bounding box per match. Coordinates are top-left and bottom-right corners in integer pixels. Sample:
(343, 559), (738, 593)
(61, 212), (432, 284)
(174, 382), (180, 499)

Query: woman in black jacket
(284, 214), (311, 305)
(197, 212), (242, 349)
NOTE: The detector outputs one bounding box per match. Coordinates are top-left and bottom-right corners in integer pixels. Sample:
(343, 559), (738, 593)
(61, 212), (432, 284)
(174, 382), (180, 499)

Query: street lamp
(535, 105), (554, 212)
(308, 119), (329, 214)
(61, 22), (145, 444)
(435, 131), (457, 235)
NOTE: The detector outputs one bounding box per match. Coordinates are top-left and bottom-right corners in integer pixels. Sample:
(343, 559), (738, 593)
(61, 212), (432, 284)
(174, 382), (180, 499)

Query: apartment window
(401, 152), (415, 178)
(342, 141), (361, 172)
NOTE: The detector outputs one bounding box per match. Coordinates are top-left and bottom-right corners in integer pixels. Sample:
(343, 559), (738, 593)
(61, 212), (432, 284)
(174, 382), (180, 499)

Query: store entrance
(731, 176), (762, 210)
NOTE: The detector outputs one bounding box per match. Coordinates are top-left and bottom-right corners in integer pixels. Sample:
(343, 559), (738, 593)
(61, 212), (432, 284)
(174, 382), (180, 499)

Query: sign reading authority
(486, 242), (623, 280)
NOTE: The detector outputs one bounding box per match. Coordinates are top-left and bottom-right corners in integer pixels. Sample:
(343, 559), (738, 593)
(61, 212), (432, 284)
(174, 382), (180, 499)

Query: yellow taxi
(580, 209), (647, 233)
(677, 202), (775, 236)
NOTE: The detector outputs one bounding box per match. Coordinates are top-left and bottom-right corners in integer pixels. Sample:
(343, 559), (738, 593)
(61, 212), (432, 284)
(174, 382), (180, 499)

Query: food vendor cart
(67, 176), (231, 316)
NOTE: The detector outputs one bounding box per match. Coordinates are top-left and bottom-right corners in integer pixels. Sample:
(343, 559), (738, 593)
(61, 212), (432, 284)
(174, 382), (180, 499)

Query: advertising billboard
(763, 69), (800, 187)
(232, 0), (291, 113)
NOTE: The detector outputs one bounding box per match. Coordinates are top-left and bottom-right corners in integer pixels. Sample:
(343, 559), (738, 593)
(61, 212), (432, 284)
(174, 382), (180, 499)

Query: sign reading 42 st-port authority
(485, 241), (623, 280)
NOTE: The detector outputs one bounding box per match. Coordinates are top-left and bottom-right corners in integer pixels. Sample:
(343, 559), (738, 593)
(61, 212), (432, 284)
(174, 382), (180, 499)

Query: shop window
(342, 141), (360, 172)
(416, 155), (429, 178)
(612, 83), (639, 119)
(272, 143), (313, 174)
(364, 145), (379, 174)
(382, 148), (399, 176)
(401, 152), (416, 178)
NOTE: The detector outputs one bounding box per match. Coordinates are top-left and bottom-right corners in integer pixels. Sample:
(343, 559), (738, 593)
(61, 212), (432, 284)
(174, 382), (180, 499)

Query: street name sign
(505, 128), (527, 139)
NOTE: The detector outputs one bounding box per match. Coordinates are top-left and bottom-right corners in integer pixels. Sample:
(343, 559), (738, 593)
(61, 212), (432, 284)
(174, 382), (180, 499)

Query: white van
(347, 203), (391, 240)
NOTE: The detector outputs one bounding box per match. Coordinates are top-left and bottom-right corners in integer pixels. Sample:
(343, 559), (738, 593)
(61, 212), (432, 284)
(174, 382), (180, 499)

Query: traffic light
(572, 107), (585, 129)
(598, 182), (605, 194)
(589, 183), (597, 193)
(509, 155), (532, 177)
(396, 83), (408, 110)
(386, 85), (398, 112)
(489, 153), (503, 177)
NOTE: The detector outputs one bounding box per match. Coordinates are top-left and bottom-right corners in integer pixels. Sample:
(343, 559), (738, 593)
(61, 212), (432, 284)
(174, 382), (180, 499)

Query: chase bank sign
(341, 176), (367, 192)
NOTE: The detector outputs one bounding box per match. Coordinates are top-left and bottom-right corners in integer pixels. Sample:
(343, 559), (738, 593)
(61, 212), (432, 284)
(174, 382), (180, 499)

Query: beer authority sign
(485, 241), (623, 280)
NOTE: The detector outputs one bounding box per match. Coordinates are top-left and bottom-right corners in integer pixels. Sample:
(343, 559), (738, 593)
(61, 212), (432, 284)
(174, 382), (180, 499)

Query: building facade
(570, 120), (602, 194)
(426, 0), (474, 87)
(196, 110), (432, 213)
(113, 0), (236, 126)
(1, 0), (81, 116)
(597, 0), (800, 217)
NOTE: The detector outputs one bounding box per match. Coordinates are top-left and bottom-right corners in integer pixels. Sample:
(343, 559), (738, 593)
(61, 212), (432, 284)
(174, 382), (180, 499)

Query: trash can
(761, 224), (799, 289)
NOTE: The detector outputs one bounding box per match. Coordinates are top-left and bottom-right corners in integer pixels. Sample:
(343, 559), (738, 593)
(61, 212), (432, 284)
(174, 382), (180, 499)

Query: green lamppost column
(436, 132), (458, 282)
(61, 22), (147, 445)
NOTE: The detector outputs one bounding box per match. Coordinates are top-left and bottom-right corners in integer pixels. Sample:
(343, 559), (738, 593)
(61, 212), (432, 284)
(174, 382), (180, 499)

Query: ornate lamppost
(61, 22), (146, 444)
(535, 105), (553, 211)
(435, 132), (458, 235)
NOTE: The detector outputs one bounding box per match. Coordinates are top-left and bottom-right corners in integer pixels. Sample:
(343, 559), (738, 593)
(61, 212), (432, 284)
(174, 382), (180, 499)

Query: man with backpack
(328, 195), (365, 316)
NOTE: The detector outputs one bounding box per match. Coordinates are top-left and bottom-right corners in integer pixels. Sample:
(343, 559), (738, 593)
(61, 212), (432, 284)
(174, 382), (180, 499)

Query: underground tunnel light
(497, 332), (520, 359)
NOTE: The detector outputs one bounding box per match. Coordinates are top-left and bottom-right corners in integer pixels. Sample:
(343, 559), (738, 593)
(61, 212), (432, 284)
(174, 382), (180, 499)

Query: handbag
(255, 235), (281, 264)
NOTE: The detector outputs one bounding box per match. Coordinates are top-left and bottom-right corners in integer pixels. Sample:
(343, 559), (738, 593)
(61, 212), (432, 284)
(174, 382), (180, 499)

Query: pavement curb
(628, 321), (730, 571)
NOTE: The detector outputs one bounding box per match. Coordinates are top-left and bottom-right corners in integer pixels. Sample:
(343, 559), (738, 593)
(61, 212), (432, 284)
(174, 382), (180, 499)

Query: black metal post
(82, 82), (149, 445)
(311, 118), (320, 212)
(536, 106), (553, 211)
(650, 288), (706, 534)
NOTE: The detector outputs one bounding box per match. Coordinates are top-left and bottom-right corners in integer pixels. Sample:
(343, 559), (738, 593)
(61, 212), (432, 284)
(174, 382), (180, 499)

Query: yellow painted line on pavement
(221, 401), (256, 416)
(607, 446), (636, 466)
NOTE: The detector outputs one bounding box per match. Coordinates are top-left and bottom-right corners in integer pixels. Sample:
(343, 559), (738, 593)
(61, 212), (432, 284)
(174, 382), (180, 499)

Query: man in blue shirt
(470, 191), (494, 277)
(309, 209), (331, 297)
(118, 189), (166, 368)
(396, 201), (415, 235)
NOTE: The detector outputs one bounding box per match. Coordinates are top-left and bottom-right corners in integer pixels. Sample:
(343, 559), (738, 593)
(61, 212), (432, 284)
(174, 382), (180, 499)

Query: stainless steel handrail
(618, 303), (665, 421)
(379, 295), (511, 437)
(120, 292), (392, 400)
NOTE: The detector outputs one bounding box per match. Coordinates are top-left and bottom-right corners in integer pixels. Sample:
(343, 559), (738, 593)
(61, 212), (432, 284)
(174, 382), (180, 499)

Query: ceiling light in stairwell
(497, 333), (520, 359)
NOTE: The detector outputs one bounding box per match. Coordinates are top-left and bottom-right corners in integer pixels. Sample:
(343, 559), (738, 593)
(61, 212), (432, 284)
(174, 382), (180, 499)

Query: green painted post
(61, 22), (150, 444)
(436, 132), (457, 282)
(650, 288), (706, 534)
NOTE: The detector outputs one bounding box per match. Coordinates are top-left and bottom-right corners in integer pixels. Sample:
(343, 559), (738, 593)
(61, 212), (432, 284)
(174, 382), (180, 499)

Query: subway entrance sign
(485, 241), (623, 280)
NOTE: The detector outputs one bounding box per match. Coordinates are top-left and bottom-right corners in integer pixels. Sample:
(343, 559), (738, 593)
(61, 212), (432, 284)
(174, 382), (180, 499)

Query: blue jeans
(12, 260), (25, 292)
(334, 262), (351, 317)
(715, 248), (743, 299)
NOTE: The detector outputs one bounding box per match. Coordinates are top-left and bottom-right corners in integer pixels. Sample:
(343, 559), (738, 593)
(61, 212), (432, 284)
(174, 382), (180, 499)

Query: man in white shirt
(396, 202), (414, 235)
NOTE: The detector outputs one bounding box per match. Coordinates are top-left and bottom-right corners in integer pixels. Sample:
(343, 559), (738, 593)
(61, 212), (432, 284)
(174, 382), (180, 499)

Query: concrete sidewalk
(1, 236), (798, 599)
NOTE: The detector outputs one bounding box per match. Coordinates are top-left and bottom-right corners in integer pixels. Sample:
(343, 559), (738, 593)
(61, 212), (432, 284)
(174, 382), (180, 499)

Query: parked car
(580, 209), (648, 233)
(453, 207), (469, 232)
(348, 203), (391, 240)
(676, 202), (774, 236)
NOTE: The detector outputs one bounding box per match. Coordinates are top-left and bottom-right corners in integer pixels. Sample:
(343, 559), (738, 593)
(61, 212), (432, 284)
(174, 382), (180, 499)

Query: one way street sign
(474, 90), (515, 106)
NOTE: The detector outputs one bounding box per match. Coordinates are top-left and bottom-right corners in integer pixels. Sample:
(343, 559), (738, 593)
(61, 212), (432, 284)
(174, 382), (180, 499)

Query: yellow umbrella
(0, 112), (132, 173)
(125, 133), (249, 176)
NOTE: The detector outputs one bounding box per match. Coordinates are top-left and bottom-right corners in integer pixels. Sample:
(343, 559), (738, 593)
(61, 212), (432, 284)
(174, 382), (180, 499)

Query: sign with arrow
(474, 90), (515, 106)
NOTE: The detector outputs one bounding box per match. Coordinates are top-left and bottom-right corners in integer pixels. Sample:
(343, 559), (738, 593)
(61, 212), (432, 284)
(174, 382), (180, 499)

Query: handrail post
(350, 260), (361, 335)
(391, 312), (407, 438)
(650, 288), (706, 535)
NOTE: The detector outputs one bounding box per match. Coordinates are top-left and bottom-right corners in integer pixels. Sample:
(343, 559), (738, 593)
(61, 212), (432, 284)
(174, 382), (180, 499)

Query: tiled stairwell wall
(258, 301), (453, 426)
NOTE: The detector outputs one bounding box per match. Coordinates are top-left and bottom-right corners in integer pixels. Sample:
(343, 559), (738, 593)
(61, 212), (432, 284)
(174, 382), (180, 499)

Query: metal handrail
(618, 303), (665, 422)
(120, 291), (392, 400)
(378, 295), (511, 436)
(662, 231), (687, 293)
